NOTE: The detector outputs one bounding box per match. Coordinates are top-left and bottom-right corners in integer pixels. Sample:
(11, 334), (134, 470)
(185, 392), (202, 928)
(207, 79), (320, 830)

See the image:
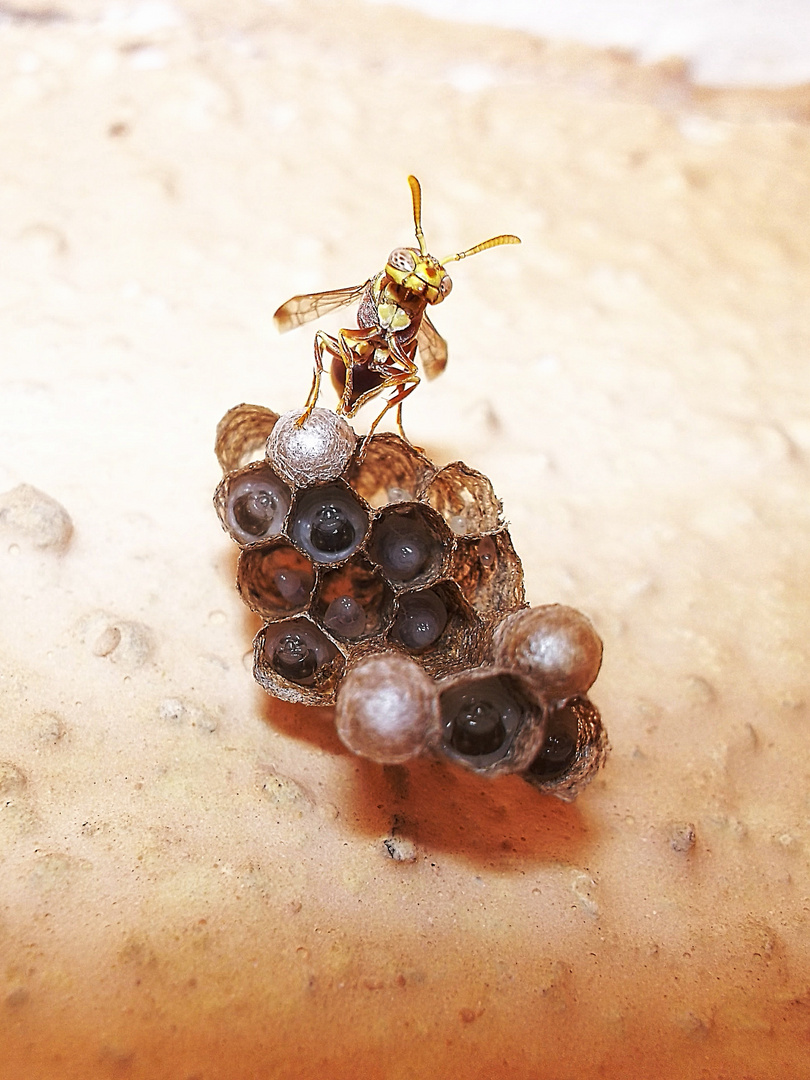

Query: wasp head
(385, 247), (453, 305)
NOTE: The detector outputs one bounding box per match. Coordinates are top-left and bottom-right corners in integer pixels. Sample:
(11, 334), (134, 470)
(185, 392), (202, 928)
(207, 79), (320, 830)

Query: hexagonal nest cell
(215, 404), (609, 799)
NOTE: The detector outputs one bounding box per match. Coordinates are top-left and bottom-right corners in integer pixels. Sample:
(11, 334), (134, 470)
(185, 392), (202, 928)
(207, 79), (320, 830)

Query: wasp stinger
(273, 175), (520, 445)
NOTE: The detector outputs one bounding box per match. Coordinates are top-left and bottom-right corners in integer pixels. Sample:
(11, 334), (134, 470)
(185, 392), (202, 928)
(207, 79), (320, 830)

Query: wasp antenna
(442, 233), (521, 264)
(407, 175), (428, 256)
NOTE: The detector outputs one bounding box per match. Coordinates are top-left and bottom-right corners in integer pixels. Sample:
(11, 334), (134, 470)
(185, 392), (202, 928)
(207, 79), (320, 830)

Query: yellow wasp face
(385, 247), (454, 305)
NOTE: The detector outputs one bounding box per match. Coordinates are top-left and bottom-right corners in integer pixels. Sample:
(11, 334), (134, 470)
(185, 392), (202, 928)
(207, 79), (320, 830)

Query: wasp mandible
(273, 176), (520, 443)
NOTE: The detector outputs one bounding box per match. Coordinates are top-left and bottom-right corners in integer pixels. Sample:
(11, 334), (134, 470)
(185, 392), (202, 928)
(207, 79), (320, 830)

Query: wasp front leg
(296, 330), (336, 427)
(298, 326), (379, 427)
(298, 328), (363, 426)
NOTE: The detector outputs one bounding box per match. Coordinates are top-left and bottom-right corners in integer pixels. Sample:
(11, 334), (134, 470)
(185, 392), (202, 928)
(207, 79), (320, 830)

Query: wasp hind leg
(355, 371), (421, 461)
(394, 402), (409, 443)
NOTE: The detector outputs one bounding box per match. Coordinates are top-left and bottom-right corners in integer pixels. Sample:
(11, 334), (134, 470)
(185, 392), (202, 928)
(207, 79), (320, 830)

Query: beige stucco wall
(0, 3), (808, 1077)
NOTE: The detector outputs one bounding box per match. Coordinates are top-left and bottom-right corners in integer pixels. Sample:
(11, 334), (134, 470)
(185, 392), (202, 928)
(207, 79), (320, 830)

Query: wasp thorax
(218, 465), (291, 545)
(290, 483), (369, 564)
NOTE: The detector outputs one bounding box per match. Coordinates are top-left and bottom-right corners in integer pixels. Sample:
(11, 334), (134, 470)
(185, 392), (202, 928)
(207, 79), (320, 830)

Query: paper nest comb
(214, 403), (608, 801)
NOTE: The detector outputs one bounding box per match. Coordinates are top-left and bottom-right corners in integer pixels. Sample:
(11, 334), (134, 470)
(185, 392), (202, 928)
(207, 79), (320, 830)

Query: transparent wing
(417, 312), (448, 380)
(273, 281), (370, 333)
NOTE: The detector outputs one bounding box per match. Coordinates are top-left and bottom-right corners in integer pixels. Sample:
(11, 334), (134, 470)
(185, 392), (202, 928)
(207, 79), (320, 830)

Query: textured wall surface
(0, 2), (809, 1078)
(370, 0), (810, 85)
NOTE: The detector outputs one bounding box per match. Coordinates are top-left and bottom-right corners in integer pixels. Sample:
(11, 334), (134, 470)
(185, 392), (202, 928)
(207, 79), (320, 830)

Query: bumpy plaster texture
(0, 3), (809, 1078)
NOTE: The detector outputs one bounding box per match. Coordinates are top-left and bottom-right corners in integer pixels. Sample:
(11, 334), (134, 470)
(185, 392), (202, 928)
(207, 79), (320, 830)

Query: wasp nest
(215, 404), (608, 799)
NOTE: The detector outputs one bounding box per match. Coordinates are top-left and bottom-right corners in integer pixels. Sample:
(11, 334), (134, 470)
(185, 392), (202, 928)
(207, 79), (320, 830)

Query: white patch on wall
(366, 0), (810, 87)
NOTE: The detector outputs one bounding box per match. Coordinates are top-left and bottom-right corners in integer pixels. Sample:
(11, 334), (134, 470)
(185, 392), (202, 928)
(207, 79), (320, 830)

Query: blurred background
(370, 0), (810, 85)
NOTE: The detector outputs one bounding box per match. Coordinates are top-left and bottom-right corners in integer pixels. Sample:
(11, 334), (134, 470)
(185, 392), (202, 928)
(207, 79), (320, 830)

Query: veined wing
(417, 311), (448, 380)
(273, 281), (370, 333)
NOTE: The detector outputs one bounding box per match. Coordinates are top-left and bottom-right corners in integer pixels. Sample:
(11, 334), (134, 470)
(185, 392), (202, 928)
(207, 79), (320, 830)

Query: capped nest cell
(215, 404), (608, 799)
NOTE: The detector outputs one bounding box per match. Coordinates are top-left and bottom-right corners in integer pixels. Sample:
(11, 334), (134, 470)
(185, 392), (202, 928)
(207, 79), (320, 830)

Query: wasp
(273, 175), (520, 443)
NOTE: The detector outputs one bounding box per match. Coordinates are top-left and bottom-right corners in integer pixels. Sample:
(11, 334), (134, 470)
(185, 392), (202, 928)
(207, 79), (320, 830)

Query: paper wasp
(273, 175), (520, 442)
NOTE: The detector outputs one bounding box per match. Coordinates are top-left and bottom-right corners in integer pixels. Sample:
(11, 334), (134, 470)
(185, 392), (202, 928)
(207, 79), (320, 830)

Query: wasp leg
(333, 327), (378, 416)
(346, 337), (418, 416)
(351, 357), (421, 459)
(354, 377), (421, 461)
(374, 372), (421, 439)
(297, 330), (341, 427)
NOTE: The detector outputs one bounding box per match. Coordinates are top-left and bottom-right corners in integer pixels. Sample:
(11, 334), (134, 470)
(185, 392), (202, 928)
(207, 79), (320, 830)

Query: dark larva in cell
(290, 483), (369, 564)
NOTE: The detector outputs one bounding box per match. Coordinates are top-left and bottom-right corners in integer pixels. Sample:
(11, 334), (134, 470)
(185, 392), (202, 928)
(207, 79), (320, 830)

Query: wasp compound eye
(392, 589), (448, 651)
(217, 465), (291, 545)
(290, 483), (369, 564)
(387, 247), (416, 273)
